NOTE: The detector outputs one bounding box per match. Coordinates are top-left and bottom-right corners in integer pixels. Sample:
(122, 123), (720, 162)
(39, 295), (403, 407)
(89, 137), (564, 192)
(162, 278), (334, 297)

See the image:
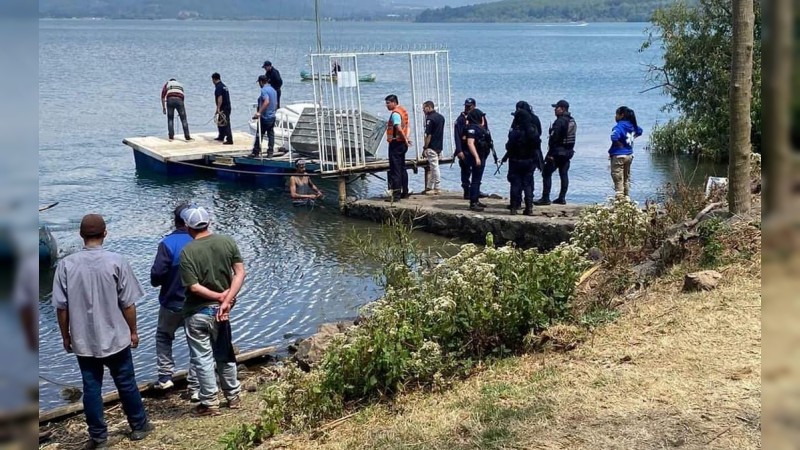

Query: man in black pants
(454, 98), (489, 200)
(536, 99), (577, 205)
(384, 94), (412, 201)
(212, 73), (233, 145)
(262, 61), (283, 109)
(504, 101), (543, 215)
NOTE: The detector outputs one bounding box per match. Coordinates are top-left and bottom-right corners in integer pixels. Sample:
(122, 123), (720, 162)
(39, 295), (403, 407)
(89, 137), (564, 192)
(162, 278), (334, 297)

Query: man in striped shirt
(160, 78), (193, 142)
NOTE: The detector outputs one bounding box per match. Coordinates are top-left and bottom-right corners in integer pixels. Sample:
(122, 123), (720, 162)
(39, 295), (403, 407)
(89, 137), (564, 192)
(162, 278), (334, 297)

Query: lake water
(38, 19), (724, 410)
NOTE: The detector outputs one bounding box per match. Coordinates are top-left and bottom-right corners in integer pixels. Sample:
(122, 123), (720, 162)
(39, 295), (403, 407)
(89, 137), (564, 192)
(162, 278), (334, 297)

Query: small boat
(39, 223), (58, 268)
(300, 70), (377, 83)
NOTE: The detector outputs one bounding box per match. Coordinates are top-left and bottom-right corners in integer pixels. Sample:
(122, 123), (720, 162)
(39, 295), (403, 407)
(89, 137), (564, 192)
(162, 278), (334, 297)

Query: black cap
(262, 60), (272, 68)
(467, 108), (484, 124)
(551, 99), (569, 110)
(174, 203), (190, 225)
(257, 74), (268, 83)
(464, 97), (476, 106)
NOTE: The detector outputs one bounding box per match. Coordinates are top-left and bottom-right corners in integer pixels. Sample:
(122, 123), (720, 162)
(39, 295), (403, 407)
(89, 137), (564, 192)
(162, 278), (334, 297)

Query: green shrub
(697, 218), (725, 268)
(570, 198), (650, 265)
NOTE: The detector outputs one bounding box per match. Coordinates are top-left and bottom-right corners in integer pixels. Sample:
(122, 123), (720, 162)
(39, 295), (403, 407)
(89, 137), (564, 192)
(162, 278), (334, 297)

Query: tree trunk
(763, 0), (792, 215)
(728, 0), (755, 215)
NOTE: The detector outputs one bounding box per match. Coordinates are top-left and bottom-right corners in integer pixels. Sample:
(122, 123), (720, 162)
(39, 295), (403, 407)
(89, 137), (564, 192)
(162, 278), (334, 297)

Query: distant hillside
(38, 0), (497, 20)
(416, 0), (678, 23)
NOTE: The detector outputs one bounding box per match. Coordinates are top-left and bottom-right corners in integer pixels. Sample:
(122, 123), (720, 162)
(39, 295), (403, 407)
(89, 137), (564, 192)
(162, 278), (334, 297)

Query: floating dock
(345, 191), (584, 250)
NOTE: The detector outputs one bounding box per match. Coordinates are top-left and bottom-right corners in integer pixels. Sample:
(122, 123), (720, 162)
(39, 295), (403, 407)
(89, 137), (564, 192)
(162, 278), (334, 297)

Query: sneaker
(190, 391), (200, 403)
(475, 201), (488, 208)
(154, 376), (174, 390)
(247, 152), (260, 158)
(193, 404), (220, 417)
(226, 395), (242, 409)
(84, 438), (108, 449)
(223, 141), (234, 145)
(553, 198), (567, 205)
(533, 198), (551, 206)
(130, 422), (155, 441)
(214, 137), (225, 141)
(168, 138), (174, 142)
(469, 203), (485, 212)
(186, 137), (194, 142)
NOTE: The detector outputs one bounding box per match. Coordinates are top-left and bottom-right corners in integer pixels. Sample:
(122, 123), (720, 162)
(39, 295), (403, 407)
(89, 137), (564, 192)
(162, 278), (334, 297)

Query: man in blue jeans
(52, 214), (154, 448)
(150, 203), (199, 398)
(249, 74), (277, 158)
(179, 206), (246, 416)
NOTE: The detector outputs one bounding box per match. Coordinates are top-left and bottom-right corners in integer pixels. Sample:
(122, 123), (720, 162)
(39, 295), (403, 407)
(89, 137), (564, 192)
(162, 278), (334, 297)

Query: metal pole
(408, 53), (420, 161)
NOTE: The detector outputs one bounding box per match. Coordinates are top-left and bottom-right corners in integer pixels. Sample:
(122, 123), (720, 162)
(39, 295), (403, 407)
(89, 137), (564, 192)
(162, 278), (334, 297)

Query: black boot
(533, 198), (551, 206)
(463, 188), (470, 200)
(553, 198), (566, 205)
(510, 208), (518, 215)
(469, 202), (485, 212)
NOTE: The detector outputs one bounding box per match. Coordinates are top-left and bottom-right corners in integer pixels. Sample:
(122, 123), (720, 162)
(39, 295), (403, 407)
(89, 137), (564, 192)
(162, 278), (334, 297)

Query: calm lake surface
(38, 19), (724, 410)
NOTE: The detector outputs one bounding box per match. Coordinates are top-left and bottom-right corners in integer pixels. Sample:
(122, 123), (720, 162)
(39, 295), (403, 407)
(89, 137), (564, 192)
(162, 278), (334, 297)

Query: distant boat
(300, 70), (376, 83)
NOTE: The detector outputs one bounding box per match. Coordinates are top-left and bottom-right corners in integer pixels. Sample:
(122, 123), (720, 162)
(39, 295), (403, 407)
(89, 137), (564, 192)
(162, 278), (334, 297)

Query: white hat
(180, 206), (210, 230)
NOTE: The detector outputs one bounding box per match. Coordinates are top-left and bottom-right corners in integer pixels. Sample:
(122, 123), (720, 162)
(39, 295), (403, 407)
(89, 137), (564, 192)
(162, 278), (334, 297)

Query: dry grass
(272, 258), (761, 449)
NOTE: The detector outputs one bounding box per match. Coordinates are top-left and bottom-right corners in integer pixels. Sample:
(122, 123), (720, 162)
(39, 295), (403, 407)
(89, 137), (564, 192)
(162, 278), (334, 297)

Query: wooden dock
(122, 132), (254, 163)
(345, 191), (584, 250)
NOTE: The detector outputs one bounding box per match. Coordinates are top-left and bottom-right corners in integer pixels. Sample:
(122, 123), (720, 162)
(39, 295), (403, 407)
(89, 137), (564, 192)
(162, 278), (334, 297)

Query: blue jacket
(609, 120), (643, 156)
(150, 229), (193, 311)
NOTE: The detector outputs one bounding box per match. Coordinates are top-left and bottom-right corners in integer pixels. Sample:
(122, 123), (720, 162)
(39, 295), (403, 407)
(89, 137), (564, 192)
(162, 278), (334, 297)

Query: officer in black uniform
(463, 108), (491, 212)
(212, 72), (233, 145)
(536, 99), (577, 205)
(454, 98), (490, 200)
(262, 61), (283, 109)
(503, 100), (543, 215)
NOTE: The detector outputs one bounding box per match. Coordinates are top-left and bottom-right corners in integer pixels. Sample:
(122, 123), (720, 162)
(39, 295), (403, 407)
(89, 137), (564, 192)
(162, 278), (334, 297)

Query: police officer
(212, 73), (233, 145)
(464, 108), (491, 212)
(262, 61), (283, 109)
(536, 99), (577, 205)
(454, 98), (490, 200)
(503, 101), (543, 215)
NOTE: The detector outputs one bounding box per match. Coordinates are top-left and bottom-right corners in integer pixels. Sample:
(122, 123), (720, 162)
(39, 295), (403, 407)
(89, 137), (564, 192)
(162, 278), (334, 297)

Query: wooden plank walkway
(122, 132), (253, 162)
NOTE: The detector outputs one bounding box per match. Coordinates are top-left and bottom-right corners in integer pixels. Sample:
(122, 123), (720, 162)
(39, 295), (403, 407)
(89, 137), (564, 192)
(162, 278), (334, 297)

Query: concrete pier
(344, 191), (584, 250)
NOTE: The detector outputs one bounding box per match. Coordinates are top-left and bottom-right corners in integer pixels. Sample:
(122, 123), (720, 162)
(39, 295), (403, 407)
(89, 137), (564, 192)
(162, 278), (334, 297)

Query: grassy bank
(43, 191), (762, 450)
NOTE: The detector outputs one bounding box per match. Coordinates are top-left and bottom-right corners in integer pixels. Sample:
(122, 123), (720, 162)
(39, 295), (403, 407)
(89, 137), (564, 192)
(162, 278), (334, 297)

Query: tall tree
(727, 0), (754, 214)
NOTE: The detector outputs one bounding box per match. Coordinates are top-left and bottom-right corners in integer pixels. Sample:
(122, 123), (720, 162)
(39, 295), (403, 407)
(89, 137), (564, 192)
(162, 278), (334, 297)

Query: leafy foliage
(642, 0), (762, 161)
(571, 198), (651, 266)
(417, 0), (677, 23)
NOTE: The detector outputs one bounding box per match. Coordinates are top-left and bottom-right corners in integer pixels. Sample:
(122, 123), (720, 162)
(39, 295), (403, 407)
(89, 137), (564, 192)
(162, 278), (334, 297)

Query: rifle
(494, 154), (506, 176)
(490, 143), (499, 171)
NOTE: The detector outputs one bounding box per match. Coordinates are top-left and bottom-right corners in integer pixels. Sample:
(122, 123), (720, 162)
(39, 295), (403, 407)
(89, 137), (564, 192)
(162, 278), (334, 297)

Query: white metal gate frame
(309, 49), (452, 175)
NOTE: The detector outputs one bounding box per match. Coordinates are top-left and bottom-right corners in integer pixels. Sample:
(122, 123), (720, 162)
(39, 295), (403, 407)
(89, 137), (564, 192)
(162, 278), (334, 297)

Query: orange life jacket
(386, 105), (410, 142)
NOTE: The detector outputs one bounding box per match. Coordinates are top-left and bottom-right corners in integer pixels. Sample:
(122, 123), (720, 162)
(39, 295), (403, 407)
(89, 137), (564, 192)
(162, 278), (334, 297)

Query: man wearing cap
(289, 159), (324, 206)
(150, 204), (199, 398)
(211, 72), (233, 145)
(454, 98), (489, 199)
(52, 214), (153, 448)
(536, 99), (577, 205)
(250, 75), (278, 158)
(262, 61), (283, 109)
(179, 206), (246, 416)
(161, 78), (193, 142)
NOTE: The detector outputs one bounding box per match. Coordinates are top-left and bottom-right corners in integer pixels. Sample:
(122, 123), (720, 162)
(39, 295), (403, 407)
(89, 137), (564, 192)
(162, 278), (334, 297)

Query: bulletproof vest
(563, 114), (577, 149)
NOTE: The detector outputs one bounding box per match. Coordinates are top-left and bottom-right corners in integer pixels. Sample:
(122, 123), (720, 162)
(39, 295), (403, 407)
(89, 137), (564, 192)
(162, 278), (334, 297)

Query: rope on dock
(39, 374), (82, 390)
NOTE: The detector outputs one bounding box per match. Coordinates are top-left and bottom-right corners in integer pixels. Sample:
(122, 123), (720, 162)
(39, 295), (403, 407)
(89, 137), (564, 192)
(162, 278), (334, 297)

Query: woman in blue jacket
(608, 106), (643, 199)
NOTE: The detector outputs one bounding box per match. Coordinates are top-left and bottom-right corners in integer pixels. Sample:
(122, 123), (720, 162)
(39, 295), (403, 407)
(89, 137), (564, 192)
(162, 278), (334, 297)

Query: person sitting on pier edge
(52, 214), (154, 448)
(289, 159), (324, 207)
(150, 203), (199, 399)
(423, 100), (445, 195)
(250, 75), (277, 158)
(536, 99), (577, 206)
(179, 206), (245, 416)
(161, 78), (193, 142)
(464, 108), (492, 212)
(454, 98), (490, 200)
(211, 72), (233, 145)
(503, 100), (543, 215)
(609, 106), (643, 199)
(262, 60), (283, 109)
(384, 94), (412, 202)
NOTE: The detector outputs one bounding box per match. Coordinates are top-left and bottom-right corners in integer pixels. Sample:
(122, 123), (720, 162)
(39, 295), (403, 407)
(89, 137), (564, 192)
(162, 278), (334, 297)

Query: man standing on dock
(262, 61), (283, 109)
(384, 94), (412, 202)
(179, 206), (245, 416)
(423, 100), (445, 195)
(536, 99), (577, 206)
(211, 73), (233, 145)
(150, 203), (199, 399)
(454, 98), (489, 200)
(52, 214), (154, 448)
(250, 75), (277, 158)
(161, 78), (193, 142)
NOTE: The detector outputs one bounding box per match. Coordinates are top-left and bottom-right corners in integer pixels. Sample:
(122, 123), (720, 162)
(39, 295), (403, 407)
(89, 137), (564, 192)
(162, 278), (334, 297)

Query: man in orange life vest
(384, 94), (412, 201)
